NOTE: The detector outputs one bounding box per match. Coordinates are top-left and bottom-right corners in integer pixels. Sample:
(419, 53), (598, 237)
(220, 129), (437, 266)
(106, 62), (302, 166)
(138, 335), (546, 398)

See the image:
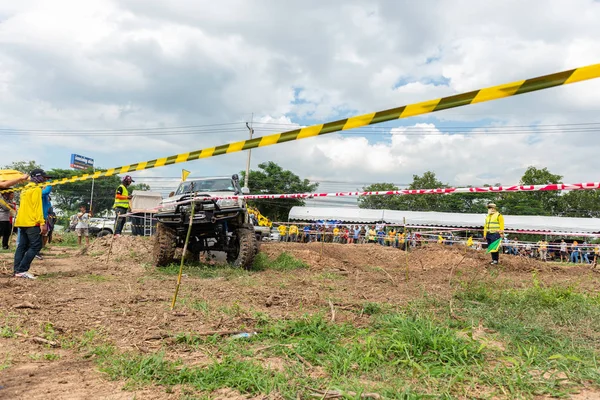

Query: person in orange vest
(113, 175), (134, 237)
(483, 203), (504, 265)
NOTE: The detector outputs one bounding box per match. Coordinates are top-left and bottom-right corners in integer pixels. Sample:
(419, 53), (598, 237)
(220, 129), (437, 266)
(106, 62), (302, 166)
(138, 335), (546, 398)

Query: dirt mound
(262, 242), (549, 273)
(88, 235), (154, 264)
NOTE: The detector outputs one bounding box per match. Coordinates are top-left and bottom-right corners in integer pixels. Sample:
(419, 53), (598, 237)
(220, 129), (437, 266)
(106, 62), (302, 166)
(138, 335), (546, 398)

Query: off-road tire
(184, 250), (200, 263)
(227, 223), (256, 269)
(153, 223), (176, 267)
(97, 229), (112, 238)
(254, 236), (261, 255)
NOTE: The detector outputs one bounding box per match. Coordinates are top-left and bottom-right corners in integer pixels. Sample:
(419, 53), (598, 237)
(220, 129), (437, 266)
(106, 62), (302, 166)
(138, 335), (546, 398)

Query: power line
(2, 121), (600, 137)
(0, 121), (241, 133)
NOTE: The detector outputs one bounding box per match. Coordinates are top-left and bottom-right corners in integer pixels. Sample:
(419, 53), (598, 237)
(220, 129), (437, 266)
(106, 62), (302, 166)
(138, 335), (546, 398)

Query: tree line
(358, 167), (600, 218)
(3, 160), (149, 216)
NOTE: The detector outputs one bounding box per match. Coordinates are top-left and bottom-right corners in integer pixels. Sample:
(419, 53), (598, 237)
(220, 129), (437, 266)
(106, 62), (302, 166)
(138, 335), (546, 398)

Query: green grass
(0, 324), (18, 338)
(449, 281), (600, 397)
(253, 252), (308, 271)
(91, 281), (600, 399)
(148, 252), (307, 281)
(153, 263), (252, 280)
(53, 232), (80, 247)
(0, 355), (12, 371)
(77, 273), (111, 283)
(0, 314), (24, 338)
(44, 353), (61, 361)
(2, 278), (599, 399)
(93, 313), (487, 398)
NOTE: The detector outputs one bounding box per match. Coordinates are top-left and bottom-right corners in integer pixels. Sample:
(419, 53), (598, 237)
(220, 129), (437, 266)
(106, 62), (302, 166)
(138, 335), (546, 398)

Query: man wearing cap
(483, 203), (504, 265)
(13, 169), (52, 279)
(113, 175), (134, 236)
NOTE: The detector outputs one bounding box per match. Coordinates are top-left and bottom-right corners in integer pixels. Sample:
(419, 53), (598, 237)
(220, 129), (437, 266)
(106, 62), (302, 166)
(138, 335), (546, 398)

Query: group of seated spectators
(278, 223), (421, 248)
(503, 237), (599, 264)
(276, 223), (600, 266)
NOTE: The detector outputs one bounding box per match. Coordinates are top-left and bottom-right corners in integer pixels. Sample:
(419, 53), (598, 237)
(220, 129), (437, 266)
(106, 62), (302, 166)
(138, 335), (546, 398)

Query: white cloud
(0, 0), (599, 197)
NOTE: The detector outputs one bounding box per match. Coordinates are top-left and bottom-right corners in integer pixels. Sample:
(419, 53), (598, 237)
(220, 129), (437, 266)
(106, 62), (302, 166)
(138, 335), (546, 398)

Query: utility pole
(244, 114), (254, 189)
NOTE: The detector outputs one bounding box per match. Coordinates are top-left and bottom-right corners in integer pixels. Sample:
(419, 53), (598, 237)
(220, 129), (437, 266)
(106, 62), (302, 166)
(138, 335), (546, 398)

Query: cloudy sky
(1, 0), (599, 202)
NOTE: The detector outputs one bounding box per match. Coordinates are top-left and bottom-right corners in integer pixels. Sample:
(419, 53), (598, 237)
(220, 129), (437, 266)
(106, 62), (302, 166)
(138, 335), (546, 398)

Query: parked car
(88, 218), (133, 237)
(269, 228), (280, 242)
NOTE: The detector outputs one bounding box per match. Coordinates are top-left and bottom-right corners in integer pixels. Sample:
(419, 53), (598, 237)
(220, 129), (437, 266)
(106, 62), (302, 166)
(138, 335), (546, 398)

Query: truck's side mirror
(241, 187), (250, 195)
(168, 191), (175, 197)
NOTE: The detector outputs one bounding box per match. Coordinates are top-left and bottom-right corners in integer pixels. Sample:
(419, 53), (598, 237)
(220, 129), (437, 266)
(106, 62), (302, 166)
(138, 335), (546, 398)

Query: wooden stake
(404, 217), (409, 281)
(105, 214), (120, 263)
(171, 201), (196, 310)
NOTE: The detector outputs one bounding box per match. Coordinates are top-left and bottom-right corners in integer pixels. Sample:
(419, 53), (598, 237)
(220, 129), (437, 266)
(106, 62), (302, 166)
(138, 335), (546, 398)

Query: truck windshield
(176, 178), (236, 195)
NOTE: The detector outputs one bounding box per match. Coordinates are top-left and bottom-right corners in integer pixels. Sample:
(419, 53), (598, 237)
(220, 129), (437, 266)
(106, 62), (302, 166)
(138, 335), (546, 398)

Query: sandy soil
(0, 238), (598, 399)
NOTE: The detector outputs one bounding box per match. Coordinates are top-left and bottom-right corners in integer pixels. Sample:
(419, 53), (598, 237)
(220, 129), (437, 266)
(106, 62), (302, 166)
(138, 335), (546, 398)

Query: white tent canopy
(288, 207), (600, 234)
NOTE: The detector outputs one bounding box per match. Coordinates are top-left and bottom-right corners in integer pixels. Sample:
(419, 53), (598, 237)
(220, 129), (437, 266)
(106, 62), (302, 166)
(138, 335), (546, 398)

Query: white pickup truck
(88, 218), (133, 237)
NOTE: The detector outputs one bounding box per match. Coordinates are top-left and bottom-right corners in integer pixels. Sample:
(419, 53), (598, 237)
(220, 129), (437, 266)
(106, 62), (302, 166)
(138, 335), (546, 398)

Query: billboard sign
(70, 154), (94, 170)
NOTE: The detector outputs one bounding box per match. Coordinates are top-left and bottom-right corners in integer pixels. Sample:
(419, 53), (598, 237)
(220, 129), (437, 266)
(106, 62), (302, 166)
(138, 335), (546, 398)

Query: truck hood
(160, 192), (242, 210)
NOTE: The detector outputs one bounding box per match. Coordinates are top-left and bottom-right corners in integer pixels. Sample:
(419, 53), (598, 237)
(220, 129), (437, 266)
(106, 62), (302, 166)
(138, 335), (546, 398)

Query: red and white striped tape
(184, 182), (600, 201)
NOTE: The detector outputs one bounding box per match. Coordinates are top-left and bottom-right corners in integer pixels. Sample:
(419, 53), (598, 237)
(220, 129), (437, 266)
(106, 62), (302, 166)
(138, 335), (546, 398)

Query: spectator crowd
(275, 223), (600, 266)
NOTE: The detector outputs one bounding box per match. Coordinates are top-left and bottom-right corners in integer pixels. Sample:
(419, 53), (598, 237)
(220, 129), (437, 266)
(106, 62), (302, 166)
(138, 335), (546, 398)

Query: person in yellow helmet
(483, 203), (504, 265)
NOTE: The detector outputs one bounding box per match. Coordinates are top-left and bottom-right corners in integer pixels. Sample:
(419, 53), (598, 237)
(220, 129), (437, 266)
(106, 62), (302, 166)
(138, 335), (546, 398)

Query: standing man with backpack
(113, 175), (134, 237)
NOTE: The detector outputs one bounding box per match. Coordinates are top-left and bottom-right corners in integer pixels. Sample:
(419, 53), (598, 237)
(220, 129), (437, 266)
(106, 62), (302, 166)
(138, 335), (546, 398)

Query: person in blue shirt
(377, 229), (385, 245)
(39, 185), (52, 257)
(353, 226), (360, 244)
(303, 225), (310, 243)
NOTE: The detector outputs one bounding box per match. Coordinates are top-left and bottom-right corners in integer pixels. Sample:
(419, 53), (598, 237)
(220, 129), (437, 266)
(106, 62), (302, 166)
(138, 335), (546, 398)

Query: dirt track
(0, 238), (598, 399)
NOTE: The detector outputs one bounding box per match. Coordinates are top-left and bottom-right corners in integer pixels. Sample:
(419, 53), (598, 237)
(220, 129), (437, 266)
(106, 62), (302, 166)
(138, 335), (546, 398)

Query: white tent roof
(288, 206), (600, 234)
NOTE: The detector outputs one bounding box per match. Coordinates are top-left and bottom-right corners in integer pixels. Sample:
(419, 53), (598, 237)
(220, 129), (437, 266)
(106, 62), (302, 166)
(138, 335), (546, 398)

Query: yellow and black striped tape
(4, 63), (600, 193)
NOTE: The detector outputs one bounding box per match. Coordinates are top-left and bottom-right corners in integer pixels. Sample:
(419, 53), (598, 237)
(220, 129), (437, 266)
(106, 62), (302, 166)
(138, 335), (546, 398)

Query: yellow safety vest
(485, 212), (501, 234)
(113, 184), (130, 209)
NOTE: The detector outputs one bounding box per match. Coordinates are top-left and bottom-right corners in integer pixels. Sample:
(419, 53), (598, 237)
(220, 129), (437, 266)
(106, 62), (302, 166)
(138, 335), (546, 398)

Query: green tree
(357, 183), (402, 209)
(2, 161), (44, 201)
(499, 167), (562, 215)
(3, 160), (42, 174)
(47, 170), (151, 217)
(558, 190), (600, 218)
(240, 161), (318, 222)
(47, 168), (121, 216)
(4, 160), (152, 216)
(359, 171), (495, 213)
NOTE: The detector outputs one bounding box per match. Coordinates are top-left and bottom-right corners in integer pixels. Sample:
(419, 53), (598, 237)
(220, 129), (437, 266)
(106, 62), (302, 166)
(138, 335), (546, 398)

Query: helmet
(122, 175), (135, 185)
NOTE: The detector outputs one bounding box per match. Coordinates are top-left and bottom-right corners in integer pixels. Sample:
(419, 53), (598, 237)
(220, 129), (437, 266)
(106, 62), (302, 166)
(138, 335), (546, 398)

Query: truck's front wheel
(153, 223), (176, 267)
(227, 224), (256, 269)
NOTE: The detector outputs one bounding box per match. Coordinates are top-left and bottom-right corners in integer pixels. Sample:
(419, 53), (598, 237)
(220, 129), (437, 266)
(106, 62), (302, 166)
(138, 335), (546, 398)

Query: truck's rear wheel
(153, 223), (176, 267)
(227, 224), (256, 269)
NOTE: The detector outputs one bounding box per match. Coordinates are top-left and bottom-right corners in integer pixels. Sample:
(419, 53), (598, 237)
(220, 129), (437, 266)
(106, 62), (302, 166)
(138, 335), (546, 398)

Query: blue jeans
(570, 251), (579, 263)
(14, 226), (42, 274)
(583, 253), (590, 264)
